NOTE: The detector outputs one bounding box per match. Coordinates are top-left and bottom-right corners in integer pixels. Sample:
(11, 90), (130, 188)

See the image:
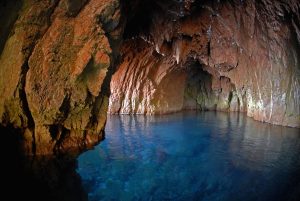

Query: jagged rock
(0, 0), (122, 155)
(0, 0), (299, 156)
(109, 0), (300, 128)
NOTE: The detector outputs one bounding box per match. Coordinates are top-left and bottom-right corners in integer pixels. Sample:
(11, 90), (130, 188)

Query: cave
(109, 53), (241, 114)
(183, 61), (240, 112)
(0, 0), (300, 200)
(109, 0), (299, 127)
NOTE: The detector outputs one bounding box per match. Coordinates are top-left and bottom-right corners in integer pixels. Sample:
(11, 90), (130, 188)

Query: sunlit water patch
(77, 112), (300, 201)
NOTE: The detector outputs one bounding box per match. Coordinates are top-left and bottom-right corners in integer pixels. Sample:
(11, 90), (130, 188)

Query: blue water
(77, 112), (300, 201)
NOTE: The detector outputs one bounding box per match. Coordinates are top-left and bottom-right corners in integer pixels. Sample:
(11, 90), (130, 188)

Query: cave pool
(77, 112), (300, 201)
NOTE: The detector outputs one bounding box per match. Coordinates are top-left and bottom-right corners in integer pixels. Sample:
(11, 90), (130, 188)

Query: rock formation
(0, 0), (123, 155)
(109, 0), (300, 128)
(0, 0), (299, 155)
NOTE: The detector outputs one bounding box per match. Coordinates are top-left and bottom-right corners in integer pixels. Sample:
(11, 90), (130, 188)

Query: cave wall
(0, 0), (123, 155)
(183, 64), (240, 112)
(0, 0), (299, 155)
(109, 0), (300, 128)
(109, 39), (187, 114)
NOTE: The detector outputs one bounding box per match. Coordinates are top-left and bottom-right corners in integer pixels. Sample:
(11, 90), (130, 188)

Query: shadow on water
(1, 126), (88, 201)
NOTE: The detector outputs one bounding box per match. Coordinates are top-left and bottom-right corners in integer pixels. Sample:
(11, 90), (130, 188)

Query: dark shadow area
(0, 0), (22, 55)
(0, 126), (88, 201)
(122, 0), (156, 39)
(122, 0), (191, 39)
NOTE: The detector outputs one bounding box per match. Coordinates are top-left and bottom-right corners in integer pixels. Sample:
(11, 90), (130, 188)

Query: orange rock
(0, 0), (299, 156)
(109, 0), (300, 128)
(0, 0), (122, 155)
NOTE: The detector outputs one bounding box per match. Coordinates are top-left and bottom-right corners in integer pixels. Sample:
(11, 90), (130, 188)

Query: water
(77, 112), (300, 201)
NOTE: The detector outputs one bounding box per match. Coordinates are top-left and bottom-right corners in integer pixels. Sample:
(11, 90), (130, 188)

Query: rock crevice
(0, 0), (123, 155)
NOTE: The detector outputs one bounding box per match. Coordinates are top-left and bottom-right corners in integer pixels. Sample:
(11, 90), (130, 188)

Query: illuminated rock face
(0, 0), (299, 155)
(0, 0), (123, 155)
(109, 0), (300, 128)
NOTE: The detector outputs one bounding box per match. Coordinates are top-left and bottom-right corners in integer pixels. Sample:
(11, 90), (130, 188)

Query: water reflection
(78, 111), (300, 201)
(1, 126), (87, 201)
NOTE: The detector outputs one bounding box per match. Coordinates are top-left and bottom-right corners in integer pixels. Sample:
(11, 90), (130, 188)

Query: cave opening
(183, 60), (217, 111)
(183, 60), (241, 113)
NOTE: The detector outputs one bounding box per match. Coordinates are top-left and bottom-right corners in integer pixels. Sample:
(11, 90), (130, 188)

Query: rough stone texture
(0, 0), (300, 156)
(183, 64), (240, 112)
(109, 0), (300, 128)
(0, 0), (123, 155)
(109, 39), (187, 114)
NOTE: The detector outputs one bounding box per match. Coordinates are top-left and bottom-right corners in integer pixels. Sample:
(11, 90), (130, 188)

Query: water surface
(77, 112), (300, 201)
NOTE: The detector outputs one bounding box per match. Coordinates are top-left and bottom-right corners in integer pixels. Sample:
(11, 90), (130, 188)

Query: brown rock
(0, 0), (299, 157)
(109, 0), (300, 128)
(0, 0), (122, 155)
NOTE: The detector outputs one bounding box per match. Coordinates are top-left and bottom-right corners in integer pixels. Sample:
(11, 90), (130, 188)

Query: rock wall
(0, 0), (123, 155)
(183, 63), (241, 112)
(109, 39), (187, 114)
(0, 0), (299, 156)
(109, 0), (300, 128)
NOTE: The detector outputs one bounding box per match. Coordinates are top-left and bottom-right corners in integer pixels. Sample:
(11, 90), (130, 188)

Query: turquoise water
(77, 112), (300, 201)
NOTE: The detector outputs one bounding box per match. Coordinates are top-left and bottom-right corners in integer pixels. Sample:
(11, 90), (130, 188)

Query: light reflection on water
(77, 112), (300, 201)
